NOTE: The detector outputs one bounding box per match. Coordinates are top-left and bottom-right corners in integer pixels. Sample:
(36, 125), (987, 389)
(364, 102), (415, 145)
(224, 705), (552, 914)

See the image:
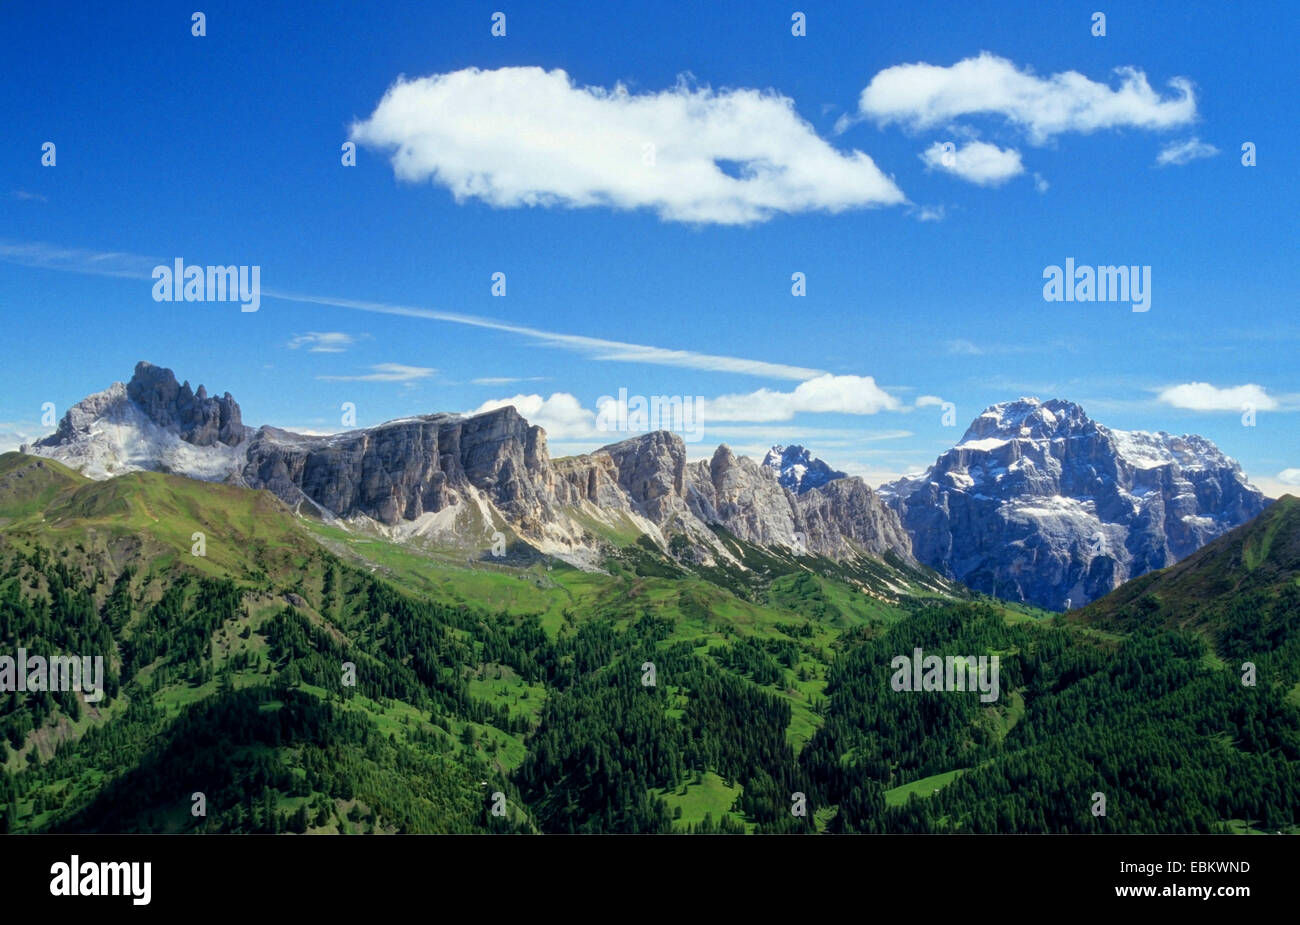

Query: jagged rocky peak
(761, 444), (847, 493)
(960, 397), (1092, 443)
(126, 361), (245, 447)
(709, 443), (742, 483)
(596, 430), (689, 521)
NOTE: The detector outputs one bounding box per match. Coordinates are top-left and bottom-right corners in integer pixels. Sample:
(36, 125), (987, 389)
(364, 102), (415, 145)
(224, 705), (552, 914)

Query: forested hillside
(1, 454), (1296, 834)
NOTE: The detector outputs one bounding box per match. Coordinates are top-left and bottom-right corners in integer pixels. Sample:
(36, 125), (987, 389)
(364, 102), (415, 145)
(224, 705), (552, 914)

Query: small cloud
(1156, 381), (1278, 412)
(472, 376), (550, 386)
(0, 422), (41, 452)
(280, 426), (345, 437)
(914, 395), (946, 408)
(12, 190), (47, 203)
(288, 332), (366, 353)
(920, 140), (1024, 187)
(914, 204), (946, 222)
(1033, 172), (1049, 193)
(1276, 468), (1300, 487)
(946, 339), (984, 355)
(317, 363), (436, 383)
(1156, 137), (1218, 167)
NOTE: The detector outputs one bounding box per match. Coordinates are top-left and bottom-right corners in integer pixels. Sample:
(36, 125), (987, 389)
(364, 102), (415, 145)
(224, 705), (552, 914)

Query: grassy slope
(0, 452), (1087, 835)
(1076, 495), (1300, 638)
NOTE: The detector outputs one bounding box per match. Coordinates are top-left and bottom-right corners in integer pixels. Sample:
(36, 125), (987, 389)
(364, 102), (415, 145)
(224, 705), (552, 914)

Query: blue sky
(3, 0), (1297, 494)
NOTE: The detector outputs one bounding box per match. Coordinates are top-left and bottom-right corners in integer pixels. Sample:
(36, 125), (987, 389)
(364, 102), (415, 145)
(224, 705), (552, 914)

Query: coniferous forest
(1, 454), (1298, 834)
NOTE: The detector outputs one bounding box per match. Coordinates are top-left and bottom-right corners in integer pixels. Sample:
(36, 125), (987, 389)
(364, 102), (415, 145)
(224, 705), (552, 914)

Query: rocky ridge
(27, 363), (915, 572)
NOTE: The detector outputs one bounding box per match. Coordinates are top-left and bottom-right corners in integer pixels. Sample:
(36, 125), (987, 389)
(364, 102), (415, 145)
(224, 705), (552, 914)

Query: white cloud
(279, 426), (346, 437)
(1252, 472), (1300, 500)
(472, 376), (549, 386)
(1156, 382), (1279, 412)
(317, 363), (436, 383)
(467, 375), (904, 440)
(470, 393), (597, 440)
(1033, 172), (1049, 193)
(1156, 137), (1219, 167)
(350, 66), (905, 225)
(699, 374), (902, 423)
(920, 140), (1024, 186)
(945, 337), (1073, 358)
(914, 395), (946, 408)
(287, 332), (362, 353)
(0, 240), (158, 280)
(1276, 468), (1300, 486)
(859, 52), (1197, 144)
(914, 204), (946, 222)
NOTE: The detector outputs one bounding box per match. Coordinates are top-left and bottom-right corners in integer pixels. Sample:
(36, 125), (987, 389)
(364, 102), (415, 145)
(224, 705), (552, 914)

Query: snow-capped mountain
(879, 397), (1269, 611)
(28, 368), (1263, 608)
(761, 445), (846, 494)
(26, 363), (251, 481)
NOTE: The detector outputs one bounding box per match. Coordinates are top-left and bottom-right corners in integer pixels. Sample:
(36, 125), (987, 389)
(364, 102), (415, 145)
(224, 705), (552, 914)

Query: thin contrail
(0, 240), (826, 381)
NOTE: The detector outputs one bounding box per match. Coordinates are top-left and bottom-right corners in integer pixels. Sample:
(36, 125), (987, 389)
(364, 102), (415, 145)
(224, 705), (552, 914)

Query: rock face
(761, 445), (846, 494)
(239, 407), (557, 531)
(684, 445), (907, 558)
(689, 445), (797, 548)
(25, 363), (915, 570)
(246, 421), (916, 564)
(798, 477), (914, 559)
(125, 362), (246, 447)
(880, 397), (1269, 610)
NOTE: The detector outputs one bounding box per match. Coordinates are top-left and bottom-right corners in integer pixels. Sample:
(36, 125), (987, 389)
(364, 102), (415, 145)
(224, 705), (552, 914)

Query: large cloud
(466, 374), (902, 440)
(351, 67), (905, 225)
(858, 53), (1197, 143)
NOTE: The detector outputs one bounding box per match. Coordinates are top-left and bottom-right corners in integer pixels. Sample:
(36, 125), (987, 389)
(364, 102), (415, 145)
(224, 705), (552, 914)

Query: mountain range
(24, 362), (1268, 609)
(1, 434), (1296, 834)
